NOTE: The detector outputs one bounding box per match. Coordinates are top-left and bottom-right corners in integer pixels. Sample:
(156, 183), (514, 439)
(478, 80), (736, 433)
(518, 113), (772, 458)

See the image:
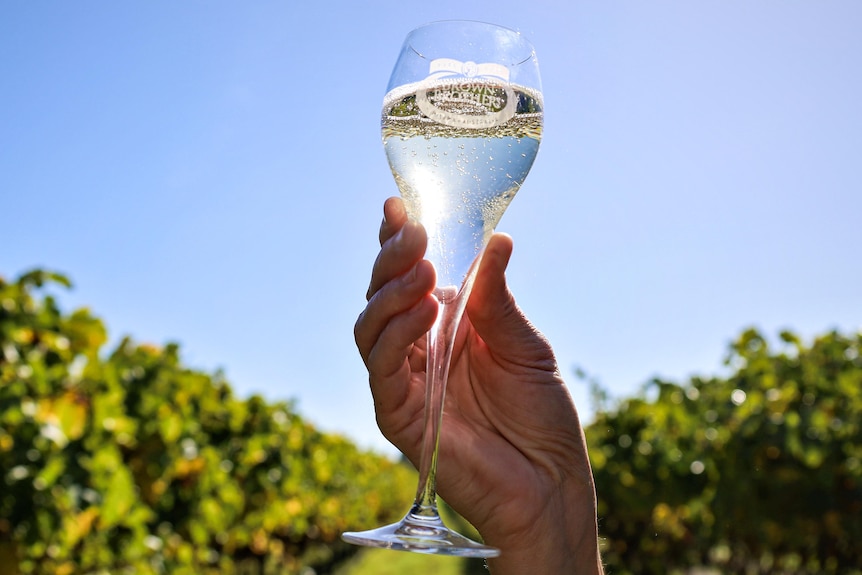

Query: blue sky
(2, 1), (860, 455)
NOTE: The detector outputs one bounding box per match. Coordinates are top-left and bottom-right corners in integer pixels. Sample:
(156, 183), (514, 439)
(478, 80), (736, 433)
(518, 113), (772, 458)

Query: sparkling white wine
(382, 79), (543, 294)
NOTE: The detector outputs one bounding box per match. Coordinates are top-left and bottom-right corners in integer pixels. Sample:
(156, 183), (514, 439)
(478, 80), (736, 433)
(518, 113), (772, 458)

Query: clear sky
(2, 1), (860, 455)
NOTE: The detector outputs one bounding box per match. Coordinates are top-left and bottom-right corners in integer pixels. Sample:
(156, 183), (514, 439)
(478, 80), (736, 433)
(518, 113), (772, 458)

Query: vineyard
(0, 270), (415, 574)
(1, 269), (861, 574)
(586, 327), (862, 573)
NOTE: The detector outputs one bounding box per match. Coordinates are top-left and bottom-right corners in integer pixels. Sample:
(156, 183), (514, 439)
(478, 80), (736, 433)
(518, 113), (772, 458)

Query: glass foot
(342, 510), (499, 558)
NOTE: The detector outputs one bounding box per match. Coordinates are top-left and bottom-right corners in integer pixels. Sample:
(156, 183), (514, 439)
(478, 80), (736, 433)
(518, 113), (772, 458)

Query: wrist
(484, 526), (603, 575)
(482, 477), (603, 575)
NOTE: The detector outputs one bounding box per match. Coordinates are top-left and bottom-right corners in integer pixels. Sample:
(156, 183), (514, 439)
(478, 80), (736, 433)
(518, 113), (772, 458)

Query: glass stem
(410, 256), (482, 519)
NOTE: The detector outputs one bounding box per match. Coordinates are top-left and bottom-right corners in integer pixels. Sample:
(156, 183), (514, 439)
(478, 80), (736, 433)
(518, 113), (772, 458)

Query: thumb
(466, 233), (550, 365)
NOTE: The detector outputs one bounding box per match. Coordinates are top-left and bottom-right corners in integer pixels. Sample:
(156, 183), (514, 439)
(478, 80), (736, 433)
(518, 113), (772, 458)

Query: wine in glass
(342, 20), (543, 557)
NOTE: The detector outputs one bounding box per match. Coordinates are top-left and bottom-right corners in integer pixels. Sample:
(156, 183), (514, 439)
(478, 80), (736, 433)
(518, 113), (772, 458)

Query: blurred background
(3, 0), (860, 454)
(2, 1), (861, 574)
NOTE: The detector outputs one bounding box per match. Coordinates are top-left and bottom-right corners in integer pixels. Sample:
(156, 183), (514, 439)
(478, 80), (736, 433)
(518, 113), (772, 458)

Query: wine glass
(342, 20), (543, 557)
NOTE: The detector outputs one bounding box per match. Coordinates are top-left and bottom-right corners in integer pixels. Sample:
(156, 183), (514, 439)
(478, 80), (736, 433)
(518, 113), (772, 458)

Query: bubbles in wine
(382, 80), (543, 291)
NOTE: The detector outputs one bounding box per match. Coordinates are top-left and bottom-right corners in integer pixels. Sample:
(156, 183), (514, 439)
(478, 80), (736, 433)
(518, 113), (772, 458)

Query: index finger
(379, 196), (408, 246)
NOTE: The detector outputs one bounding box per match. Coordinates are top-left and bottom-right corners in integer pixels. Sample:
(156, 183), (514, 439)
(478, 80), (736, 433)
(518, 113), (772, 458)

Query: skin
(355, 197), (603, 574)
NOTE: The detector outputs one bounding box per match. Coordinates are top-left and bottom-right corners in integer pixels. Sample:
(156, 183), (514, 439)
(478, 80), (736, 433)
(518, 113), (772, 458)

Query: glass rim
(403, 19), (537, 67)
(405, 19), (534, 44)
(408, 19), (523, 34)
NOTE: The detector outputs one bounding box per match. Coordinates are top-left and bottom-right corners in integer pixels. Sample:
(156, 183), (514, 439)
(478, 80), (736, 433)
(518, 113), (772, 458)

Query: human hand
(355, 197), (603, 574)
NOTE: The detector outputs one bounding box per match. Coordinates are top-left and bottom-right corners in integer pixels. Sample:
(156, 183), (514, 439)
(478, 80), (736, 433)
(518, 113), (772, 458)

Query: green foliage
(587, 327), (862, 574)
(0, 270), (415, 574)
(8, 268), (861, 574)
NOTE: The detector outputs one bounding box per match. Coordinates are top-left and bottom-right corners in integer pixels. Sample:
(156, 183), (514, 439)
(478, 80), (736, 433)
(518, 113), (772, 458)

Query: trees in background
(3, 268), (861, 574)
(586, 328), (862, 574)
(0, 270), (415, 574)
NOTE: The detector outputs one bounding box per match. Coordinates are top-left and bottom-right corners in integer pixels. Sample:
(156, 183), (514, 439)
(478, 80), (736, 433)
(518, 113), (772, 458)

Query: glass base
(341, 510), (500, 558)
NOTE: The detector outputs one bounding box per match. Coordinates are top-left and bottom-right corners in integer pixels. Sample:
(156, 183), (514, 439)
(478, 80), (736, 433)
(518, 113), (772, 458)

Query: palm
(385, 262), (583, 541)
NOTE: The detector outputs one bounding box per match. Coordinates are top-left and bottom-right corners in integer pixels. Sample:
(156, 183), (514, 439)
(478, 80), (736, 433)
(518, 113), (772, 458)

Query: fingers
(366, 201), (426, 301)
(356, 259), (437, 373)
(467, 232), (515, 327)
(356, 196), (437, 377)
(467, 233), (554, 367)
(366, 219), (427, 300)
(379, 196), (408, 246)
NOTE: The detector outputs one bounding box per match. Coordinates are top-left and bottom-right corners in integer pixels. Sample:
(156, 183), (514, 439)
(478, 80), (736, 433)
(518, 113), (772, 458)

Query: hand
(355, 197), (603, 574)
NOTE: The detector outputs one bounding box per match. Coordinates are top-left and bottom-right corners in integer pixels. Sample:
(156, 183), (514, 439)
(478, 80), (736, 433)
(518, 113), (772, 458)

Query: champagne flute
(342, 20), (543, 557)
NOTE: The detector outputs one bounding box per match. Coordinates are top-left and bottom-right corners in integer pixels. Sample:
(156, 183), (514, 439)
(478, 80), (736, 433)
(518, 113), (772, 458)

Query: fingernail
(383, 197), (405, 226)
